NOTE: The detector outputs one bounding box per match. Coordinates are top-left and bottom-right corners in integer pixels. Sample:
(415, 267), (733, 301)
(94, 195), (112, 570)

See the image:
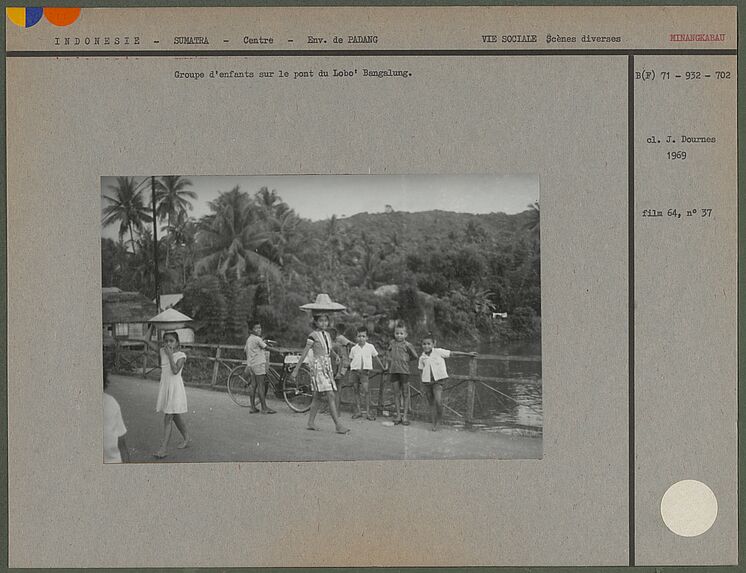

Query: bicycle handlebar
(267, 345), (303, 355)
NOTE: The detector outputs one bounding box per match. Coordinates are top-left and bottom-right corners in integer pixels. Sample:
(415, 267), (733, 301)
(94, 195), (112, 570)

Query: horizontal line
(5, 49), (738, 58)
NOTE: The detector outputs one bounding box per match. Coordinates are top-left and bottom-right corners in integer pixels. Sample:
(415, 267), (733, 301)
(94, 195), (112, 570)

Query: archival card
(5, 5), (737, 567)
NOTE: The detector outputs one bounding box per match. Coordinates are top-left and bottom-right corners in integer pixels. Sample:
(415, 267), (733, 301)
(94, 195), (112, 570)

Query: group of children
(285, 314), (477, 434)
(103, 295), (478, 461)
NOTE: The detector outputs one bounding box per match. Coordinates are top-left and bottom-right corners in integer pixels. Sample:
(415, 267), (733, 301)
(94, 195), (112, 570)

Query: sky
(101, 174), (539, 239)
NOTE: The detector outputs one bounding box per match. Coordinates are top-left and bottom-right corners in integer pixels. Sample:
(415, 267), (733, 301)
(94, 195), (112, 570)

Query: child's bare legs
(401, 381), (411, 424)
(361, 374), (375, 420)
(335, 385), (343, 413)
(352, 385), (362, 417)
(392, 379), (402, 421)
(246, 370), (260, 413)
(155, 414), (173, 457)
(351, 372), (362, 418)
(255, 374), (276, 414)
(431, 383), (444, 431)
(307, 391), (349, 434)
(423, 384), (437, 429)
(172, 414), (191, 448)
(325, 391), (349, 433)
(335, 371), (347, 413)
(334, 374), (341, 411)
(307, 391), (322, 430)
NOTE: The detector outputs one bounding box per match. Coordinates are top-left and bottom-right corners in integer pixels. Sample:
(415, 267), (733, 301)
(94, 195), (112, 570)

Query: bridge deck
(107, 374), (542, 462)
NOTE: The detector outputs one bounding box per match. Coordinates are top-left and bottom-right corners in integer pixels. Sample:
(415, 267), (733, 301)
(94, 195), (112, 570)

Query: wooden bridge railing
(106, 340), (542, 430)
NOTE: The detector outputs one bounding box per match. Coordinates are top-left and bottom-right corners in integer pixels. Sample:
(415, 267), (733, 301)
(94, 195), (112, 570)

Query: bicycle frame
(227, 353), (313, 413)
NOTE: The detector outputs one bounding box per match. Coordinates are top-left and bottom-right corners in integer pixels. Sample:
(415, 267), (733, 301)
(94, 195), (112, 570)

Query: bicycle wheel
(227, 365), (255, 407)
(282, 367), (313, 413)
(265, 368), (284, 401)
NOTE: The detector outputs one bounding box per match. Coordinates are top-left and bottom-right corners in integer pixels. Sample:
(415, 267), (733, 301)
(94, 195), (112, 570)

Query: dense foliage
(102, 178), (540, 349)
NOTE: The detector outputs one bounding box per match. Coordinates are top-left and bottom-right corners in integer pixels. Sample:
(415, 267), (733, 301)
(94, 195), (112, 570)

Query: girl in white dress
(154, 331), (191, 458)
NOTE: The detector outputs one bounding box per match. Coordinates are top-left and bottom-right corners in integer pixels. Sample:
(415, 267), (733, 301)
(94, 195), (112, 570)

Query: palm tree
(166, 211), (198, 289)
(264, 208), (303, 268)
(255, 186), (281, 220)
(155, 176), (196, 227)
(194, 186), (279, 282)
(465, 286), (497, 315)
(129, 229), (175, 298)
(166, 209), (196, 246)
(253, 187), (303, 270)
(324, 215), (347, 275)
(255, 194), (302, 303)
(113, 238), (136, 289)
(101, 176), (152, 252)
(155, 176), (196, 267)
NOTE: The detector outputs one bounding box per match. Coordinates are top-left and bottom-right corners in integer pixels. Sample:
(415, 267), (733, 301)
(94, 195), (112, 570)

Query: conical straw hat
(148, 308), (193, 330)
(299, 293), (346, 312)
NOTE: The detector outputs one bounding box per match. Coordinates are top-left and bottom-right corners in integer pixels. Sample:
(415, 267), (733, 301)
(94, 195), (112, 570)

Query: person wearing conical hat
(291, 294), (350, 434)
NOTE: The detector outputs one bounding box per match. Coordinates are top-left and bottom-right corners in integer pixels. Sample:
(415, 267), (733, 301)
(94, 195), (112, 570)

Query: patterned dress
(307, 330), (337, 393)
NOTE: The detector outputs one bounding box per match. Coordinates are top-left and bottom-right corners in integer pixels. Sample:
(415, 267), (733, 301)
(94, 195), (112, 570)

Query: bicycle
(227, 349), (314, 413)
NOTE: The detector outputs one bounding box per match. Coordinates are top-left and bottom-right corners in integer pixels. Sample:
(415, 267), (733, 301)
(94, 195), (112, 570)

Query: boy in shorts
(348, 327), (385, 421)
(385, 323), (419, 425)
(418, 334), (476, 431)
(244, 322), (275, 414)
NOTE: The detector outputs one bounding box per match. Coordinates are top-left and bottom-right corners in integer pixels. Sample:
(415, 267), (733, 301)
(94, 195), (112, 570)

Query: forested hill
(295, 206), (540, 345)
(308, 209), (535, 248)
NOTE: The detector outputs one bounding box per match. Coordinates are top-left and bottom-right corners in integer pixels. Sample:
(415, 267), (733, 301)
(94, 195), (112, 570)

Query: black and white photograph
(102, 174), (541, 462)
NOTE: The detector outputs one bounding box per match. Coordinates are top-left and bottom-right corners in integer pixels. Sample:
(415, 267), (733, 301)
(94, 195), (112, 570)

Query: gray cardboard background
(634, 55), (738, 565)
(4, 6), (738, 568)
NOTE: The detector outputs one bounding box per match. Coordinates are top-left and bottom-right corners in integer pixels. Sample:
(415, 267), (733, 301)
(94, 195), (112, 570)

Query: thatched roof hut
(102, 289), (157, 325)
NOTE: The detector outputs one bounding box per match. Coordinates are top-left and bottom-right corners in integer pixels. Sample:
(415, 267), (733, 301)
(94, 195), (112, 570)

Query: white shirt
(244, 334), (268, 367)
(349, 342), (379, 370)
(103, 393), (127, 463)
(418, 348), (452, 382)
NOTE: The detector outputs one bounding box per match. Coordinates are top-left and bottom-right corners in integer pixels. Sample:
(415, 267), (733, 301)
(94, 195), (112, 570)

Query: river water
(441, 339), (542, 432)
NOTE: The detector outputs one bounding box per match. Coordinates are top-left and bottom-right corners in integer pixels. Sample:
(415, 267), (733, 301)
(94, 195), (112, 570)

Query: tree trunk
(164, 213), (171, 270)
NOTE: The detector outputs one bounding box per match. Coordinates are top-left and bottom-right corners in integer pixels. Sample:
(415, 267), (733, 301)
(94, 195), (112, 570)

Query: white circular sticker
(661, 480), (718, 537)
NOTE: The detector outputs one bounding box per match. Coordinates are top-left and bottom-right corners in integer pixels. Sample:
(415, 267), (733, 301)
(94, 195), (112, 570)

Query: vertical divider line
(628, 53), (636, 567)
